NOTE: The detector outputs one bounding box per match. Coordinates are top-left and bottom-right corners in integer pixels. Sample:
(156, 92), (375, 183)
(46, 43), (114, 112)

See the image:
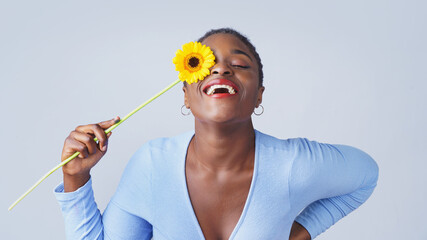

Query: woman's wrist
(63, 172), (90, 192)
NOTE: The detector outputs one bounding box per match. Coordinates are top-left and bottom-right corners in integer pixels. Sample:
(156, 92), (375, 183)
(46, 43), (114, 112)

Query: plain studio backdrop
(1, 0), (426, 239)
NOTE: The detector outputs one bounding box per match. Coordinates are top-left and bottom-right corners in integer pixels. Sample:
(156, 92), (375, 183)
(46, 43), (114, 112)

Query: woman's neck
(189, 119), (256, 173)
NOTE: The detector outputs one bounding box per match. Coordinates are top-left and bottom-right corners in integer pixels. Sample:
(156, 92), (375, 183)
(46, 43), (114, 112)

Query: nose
(211, 62), (232, 76)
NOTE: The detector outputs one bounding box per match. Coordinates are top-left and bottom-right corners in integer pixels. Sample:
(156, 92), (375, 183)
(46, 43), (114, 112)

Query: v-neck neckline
(181, 130), (260, 240)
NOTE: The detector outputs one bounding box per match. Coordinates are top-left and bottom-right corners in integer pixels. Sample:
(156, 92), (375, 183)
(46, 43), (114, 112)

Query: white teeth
(206, 85), (236, 95)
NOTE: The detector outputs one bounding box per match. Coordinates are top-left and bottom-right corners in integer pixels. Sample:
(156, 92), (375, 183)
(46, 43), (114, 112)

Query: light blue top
(54, 130), (379, 239)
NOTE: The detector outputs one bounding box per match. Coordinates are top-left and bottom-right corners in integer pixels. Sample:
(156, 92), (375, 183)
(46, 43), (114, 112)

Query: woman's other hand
(61, 116), (120, 192)
(289, 221), (311, 240)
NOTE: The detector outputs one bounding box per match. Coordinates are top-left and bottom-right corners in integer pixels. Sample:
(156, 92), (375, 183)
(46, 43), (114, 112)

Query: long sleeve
(54, 131), (379, 239)
(290, 138), (379, 239)
(54, 177), (152, 240)
(54, 144), (154, 240)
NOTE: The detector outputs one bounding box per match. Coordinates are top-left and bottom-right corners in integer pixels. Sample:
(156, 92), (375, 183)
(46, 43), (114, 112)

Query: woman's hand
(289, 221), (311, 240)
(61, 116), (120, 192)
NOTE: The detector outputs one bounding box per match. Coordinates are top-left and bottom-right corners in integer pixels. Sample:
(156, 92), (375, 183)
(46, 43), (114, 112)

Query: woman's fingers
(75, 117), (120, 151)
(75, 124), (105, 150)
(98, 116), (120, 129)
(63, 138), (89, 159)
(69, 130), (98, 155)
(95, 117), (119, 151)
(61, 117), (118, 180)
(106, 132), (112, 139)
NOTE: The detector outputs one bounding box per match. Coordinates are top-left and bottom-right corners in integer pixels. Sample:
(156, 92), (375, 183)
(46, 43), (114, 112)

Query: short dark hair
(197, 28), (264, 87)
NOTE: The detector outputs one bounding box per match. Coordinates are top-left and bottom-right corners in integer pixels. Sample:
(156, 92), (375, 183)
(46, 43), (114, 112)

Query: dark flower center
(188, 57), (200, 68)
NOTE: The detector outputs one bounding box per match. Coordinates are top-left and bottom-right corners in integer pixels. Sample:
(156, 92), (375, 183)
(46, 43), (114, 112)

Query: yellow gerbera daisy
(173, 41), (215, 84)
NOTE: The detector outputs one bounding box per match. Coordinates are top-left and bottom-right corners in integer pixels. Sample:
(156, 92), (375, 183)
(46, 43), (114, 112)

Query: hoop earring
(254, 104), (264, 116)
(181, 105), (191, 116)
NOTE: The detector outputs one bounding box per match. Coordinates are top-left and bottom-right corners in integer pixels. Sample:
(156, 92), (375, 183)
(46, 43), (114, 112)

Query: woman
(55, 28), (379, 240)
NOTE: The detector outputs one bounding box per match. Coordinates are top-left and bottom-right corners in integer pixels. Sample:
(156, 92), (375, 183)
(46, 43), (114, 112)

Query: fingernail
(102, 145), (107, 151)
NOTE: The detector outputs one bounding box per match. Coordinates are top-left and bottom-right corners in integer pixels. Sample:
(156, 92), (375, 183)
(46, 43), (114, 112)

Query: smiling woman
(54, 28), (379, 240)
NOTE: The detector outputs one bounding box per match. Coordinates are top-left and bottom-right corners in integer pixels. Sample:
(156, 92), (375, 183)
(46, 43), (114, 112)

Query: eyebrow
(231, 49), (253, 62)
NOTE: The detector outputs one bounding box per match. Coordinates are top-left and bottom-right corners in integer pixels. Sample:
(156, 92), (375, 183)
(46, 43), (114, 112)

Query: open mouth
(205, 84), (236, 95)
(203, 79), (239, 97)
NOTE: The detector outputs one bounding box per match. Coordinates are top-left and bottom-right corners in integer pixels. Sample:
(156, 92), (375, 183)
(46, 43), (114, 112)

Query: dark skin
(61, 33), (311, 240)
(182, 33), (310, 240)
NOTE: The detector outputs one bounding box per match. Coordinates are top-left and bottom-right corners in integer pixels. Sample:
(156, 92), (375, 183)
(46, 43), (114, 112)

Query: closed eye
(232, 65), (249, 69)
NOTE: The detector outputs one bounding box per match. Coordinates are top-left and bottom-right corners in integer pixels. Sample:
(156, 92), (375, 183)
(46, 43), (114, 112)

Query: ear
(255, 86), (265, 108)
(182, 86), (190, 108)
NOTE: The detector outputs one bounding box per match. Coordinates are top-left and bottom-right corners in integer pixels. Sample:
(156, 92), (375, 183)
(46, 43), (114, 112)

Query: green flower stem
(8, 79), (182, 211)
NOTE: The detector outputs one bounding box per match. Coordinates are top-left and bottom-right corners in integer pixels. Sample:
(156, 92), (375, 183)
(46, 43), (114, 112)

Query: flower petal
(173, 41), (216, 84)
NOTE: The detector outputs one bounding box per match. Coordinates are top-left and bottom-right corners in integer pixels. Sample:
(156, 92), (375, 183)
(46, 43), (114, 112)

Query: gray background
(1, 0), (426, 239)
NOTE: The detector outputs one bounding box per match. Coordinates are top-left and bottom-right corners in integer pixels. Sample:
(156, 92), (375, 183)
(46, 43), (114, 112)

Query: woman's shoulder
(257, 130), (378, 181)
(255, 129), (365, 155)
(255, 130), (377, 172)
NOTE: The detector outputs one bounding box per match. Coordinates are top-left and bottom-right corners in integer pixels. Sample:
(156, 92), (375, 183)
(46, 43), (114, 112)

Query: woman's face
(183, 33), (264, 125)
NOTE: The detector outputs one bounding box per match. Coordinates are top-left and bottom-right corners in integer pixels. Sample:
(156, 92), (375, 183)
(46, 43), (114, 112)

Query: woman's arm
(290, 139), (379, 239)
(55, 177), (152, 239)
(55, 117), (153, 239)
